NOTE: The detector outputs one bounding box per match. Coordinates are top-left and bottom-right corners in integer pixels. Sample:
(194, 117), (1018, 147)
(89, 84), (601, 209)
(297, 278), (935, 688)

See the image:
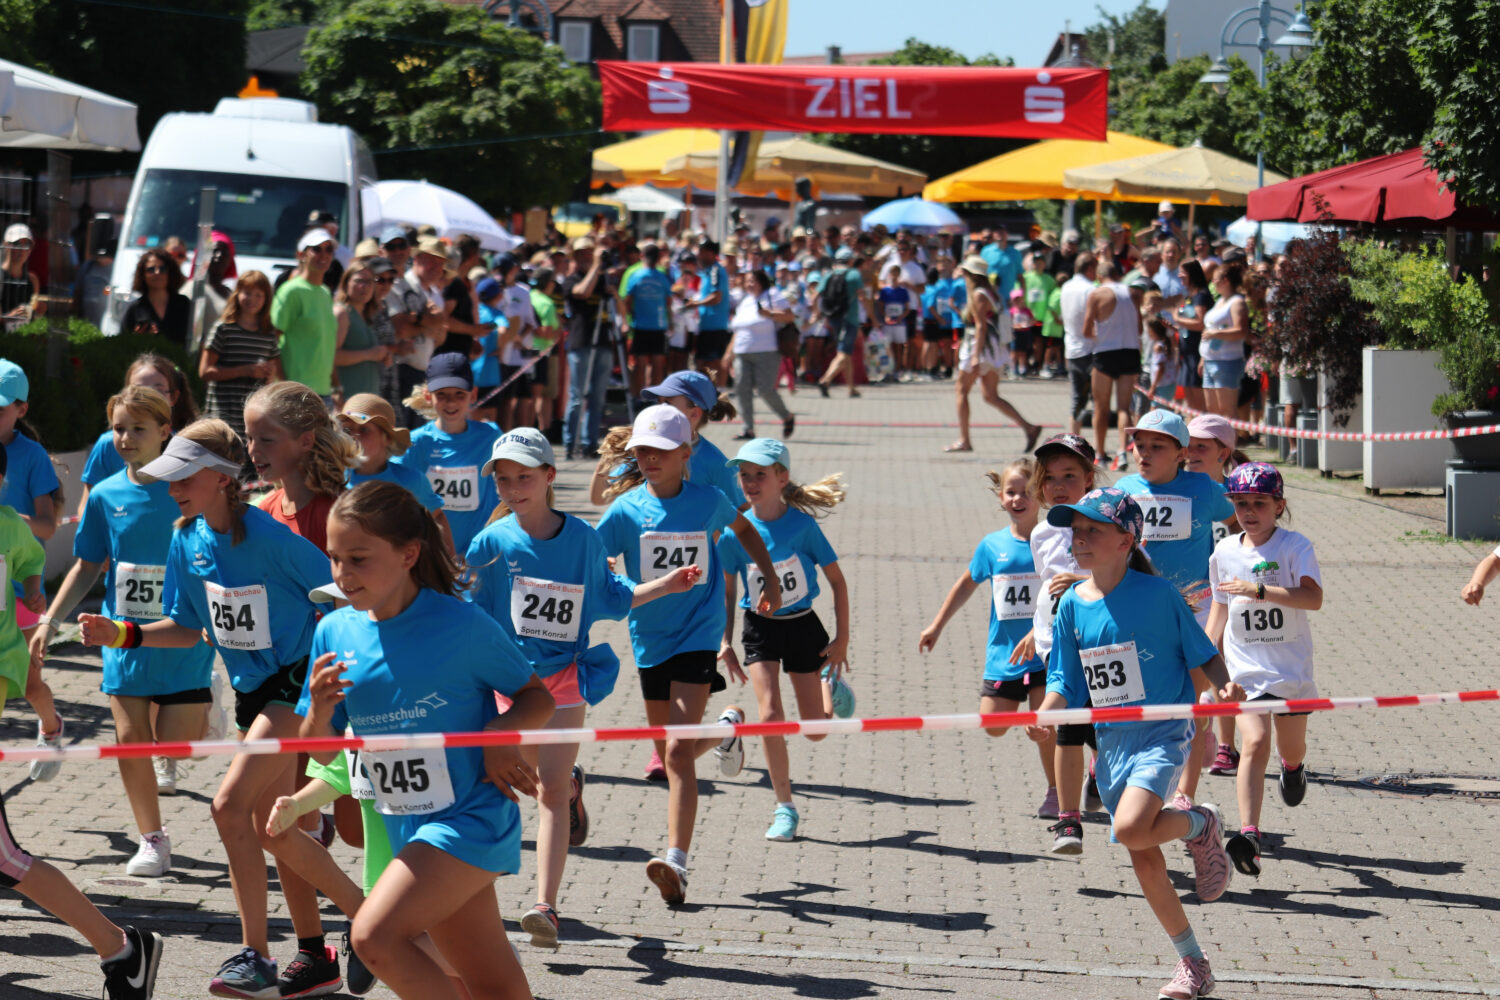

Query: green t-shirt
(0, 507), (43, 697)
(530, 288), (559, 350)
(1042, 285), (1065, 340)
(306, 751), (392, 896)
(271, 276), (337, 395)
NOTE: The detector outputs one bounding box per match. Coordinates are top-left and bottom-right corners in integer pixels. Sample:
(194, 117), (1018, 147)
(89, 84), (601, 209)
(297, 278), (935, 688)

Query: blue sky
(784, 1), (1168, 65)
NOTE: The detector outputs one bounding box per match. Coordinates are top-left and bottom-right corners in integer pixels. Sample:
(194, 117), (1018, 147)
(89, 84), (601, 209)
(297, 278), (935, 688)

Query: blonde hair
(986, 457), (1035, 496)
(597, 424), (691, 502)
(332, 481), (464, 598)
(402, 382), (439, 423)
(780, 471), (846, 517)
(1027, 450), (1104, 506)
(172, 419), (250, 544)
(106, 385), (172, 430)
(485, 470), (558, 525)
(243, 381), (359, 498)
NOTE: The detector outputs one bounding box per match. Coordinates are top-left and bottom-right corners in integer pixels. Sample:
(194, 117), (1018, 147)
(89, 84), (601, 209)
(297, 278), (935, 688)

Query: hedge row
(1, 319), (201, 453)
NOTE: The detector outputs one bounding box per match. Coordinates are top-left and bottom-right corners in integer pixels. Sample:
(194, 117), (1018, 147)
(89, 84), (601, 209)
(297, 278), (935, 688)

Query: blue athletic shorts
(1096, 720), (1195, 837)
(1202, 358), (1245, 389)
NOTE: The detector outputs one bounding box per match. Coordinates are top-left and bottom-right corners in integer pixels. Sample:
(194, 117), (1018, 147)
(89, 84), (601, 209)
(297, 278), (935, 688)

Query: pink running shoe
(1158, 955), (1215, 1000)
(1037, 786), (1060, 819)
(644, 749), (667, 782)
(1184, 803), (1233, 902)
(1208, 743), (1240, 776)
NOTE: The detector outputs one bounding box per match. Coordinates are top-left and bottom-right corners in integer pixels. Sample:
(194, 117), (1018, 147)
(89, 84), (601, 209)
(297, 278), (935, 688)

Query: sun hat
(1034, 432), (1096, 467)
(644, 371), (716, 412)
(297, 228), (337, 252)
(1046, 486), (1145, 543)
(138, 435), (243, 482)
(425, 352), (473, 392)
(1126, 408), (1190, 447)
(959, 254), (990, 277)
(1224, 461), (1284, 498)
(339, 393), (411, 451)
(727, 438), (790, 473)
(1187, 413), (1237, 450)
(353, 237), (380, 258)
(0, 359), (29, 406)
(413, 235), (449, 261)
(482, 427), (555, 475)
(625, 404), (692, 451)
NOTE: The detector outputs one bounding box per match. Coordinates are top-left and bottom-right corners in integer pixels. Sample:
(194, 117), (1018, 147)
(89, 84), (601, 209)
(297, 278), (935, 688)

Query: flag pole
(714, 0), (733, 246)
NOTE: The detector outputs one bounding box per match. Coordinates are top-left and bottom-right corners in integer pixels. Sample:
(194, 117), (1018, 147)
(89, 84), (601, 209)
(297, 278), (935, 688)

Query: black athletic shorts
(630, 329), (667, 356)
(499, 364), (530, 398)
(741, 610), (830, 674)
(234, 660), (310, 733)
(1093, 347), (1142, 378)
(1011, 326), (1037, 355)
(1248, 692), (1313, 717)
(921, 318), (948, 342)
(639, 649), (727, 701)
(695, 329), (730, 362)
(154, 687), (212, 706)
(980, 673), (1045, 701)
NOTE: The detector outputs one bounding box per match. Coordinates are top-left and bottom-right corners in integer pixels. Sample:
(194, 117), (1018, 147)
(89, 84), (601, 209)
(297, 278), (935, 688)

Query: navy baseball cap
(644, 371), (716, 412)
(426, 352), (473, 392)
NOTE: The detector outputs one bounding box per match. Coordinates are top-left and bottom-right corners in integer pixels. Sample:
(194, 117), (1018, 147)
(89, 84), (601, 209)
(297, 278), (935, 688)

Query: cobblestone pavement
(3, 377), (1498, 999)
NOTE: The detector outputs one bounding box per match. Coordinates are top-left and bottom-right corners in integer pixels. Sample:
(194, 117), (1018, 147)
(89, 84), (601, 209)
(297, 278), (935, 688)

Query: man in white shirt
(1060, 252), (1097, 435)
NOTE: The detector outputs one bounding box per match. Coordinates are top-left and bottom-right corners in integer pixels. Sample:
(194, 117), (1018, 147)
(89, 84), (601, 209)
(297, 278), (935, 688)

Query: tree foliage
(813, 38), (1022, 197)
(300, 0), (599, 213)
(1412, 0), (1500, 207)
(247, 0), (341, 30)
(1110, 54), (1262, 168)
(1083, 0), (1168, 111)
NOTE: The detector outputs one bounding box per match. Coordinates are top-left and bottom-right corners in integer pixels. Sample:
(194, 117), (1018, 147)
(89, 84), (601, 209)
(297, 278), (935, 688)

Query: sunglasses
(374, 276), (395, 285)
(309, 244), (336, 254)
(144, 266), (167, 275)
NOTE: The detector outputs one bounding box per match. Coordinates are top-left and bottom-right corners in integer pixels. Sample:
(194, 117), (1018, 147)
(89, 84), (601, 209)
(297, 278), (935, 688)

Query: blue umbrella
(861, 196), (966, 233)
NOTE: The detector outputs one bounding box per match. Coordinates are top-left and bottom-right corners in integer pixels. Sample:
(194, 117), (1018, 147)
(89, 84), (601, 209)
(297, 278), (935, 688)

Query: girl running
(1029, 488), (1242, 1000)
(467, 427), (700, 947)
(920, 459), (1047, 767)
(338, 393), (454, 555)
(244, 380), (358, 556)
(1013, 434), (1101, 853)
(299, 480), (551, 1000)
(394, 353), (502, 554)
(0, 358), (64, 777)
(1207, 463), (1322, 878)
(30, 387), (216, 877)
(1183, 412), (1248, 779)
(718, 438), (852, 842)
(77, 420), (364, 999)
(595, 404), (782, 905)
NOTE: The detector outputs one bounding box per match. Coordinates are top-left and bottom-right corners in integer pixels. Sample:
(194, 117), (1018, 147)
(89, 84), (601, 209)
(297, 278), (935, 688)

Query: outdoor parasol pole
(714, 0), (734, 247)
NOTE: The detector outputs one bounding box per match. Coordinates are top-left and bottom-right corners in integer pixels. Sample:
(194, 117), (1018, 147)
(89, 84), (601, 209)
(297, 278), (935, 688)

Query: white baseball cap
(482, 427), (555, 475)
(626, 404), (692, 451)
(3, 223), (33, 245)
(298, 228), (337, 251)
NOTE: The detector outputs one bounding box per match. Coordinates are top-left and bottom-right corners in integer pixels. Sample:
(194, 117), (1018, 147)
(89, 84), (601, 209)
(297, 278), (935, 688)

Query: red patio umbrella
(1247, 147), (1500, 230)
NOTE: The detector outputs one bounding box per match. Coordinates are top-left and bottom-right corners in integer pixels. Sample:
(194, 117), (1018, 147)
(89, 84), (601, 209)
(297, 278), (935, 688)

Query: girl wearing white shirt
(1199, 263), (1250, 419)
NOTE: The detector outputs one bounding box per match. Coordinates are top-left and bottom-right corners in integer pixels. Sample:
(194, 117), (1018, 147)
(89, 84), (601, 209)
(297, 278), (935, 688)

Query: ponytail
(403, 381), (438, 423)
(1127, 544), (1157, 576)
(172, 419), (250, 544)
(597, 425), (642, 502)
(705, 392), (737, 425)
(244, 381), (359, 498)
(782, 471), (846, 517)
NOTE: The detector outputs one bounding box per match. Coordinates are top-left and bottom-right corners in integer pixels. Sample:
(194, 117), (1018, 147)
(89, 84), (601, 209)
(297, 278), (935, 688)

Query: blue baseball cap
(1126, 408), (1190, 447)
(1046, 487), (1145, 543)
(425, 352), (473, 392)
(0, 359), (27, 406)
(475, 277), (502, 301)
(834, 247), (854, 262)
(1225, 461), (1284, 499)
(727, 438), (790, 474)
(379, 226), (409, 246)
(644, 371), (716, 412)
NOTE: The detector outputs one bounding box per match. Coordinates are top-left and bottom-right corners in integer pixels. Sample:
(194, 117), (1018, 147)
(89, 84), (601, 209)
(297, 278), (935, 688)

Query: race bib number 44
(991, 573), (1040, 621)
(429, 465), (479, 513)
(203, 581), (271, 651)
(1078, 640), (1146, 708)
(1132, 494), (1192, 542)
(511, 577), (584, 643)
(640, 531), (709, 584)
(364, 748), (455, 815)
(115, 562), (167, 620)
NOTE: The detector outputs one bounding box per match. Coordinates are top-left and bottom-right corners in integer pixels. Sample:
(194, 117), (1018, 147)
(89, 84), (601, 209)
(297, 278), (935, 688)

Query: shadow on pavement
(802, 829), (1042, 869)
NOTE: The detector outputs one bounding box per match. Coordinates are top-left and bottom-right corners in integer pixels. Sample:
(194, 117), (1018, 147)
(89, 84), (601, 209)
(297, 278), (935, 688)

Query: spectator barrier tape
(1136, 388), (1500, 442)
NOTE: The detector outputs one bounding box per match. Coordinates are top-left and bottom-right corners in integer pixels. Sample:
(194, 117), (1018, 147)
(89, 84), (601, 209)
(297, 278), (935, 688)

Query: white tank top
(1092, 282), (1140, 353)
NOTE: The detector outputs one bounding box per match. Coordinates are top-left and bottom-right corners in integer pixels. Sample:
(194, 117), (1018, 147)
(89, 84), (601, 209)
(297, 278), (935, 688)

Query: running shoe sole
(645, 859), (686, 905)
(1226, 833), (1262, 878)
(208, 984), (281, 1000)
(521, 907), (561, 948)
(1187, 804), (1233, 902)
(569, 766), (589, 846)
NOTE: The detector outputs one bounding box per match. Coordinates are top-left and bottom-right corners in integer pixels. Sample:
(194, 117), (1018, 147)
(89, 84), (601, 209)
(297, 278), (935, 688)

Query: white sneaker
(154, 757), (178, 795)
(126, 832), (171, 877)
(28, 715), (64, 782)
(712, 706), (745, 777)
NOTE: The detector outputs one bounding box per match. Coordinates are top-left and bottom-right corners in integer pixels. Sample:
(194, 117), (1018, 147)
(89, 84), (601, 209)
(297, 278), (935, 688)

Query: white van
(103, 97), (377, 333)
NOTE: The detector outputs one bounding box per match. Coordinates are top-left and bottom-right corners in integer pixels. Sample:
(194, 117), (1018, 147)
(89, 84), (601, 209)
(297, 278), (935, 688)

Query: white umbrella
(1224, 215), (1320, 255)
(372, 179), (522, 252)
(604, 185), (686, 214)
(0, 58), (139, 151)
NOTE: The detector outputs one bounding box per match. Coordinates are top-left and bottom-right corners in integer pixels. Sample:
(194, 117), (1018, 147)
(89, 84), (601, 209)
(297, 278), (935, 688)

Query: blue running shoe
(765, 804), (800, 841)
(208, 946), (279, 999)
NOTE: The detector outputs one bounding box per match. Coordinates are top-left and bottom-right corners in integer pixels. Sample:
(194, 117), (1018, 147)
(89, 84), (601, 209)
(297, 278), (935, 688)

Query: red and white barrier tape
(1135, 388), (1500, 442)
(474, 338), (564, 410)
(4, 687), (1496, 764)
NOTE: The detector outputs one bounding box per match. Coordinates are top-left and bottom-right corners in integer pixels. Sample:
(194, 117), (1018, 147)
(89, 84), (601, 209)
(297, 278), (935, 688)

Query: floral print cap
(1225, 461), (1284, 499)
(1045, 486), (1145, 543)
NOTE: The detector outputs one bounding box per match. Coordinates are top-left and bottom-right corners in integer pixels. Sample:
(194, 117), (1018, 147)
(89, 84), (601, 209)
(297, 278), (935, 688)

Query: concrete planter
(44, 448), (87, 581)
(1317, 374), (1363, 476)
(1361, 348), (1452, 490)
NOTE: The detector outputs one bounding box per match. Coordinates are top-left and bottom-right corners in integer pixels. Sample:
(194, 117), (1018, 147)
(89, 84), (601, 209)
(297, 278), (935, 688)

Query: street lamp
(1197, 1), (1318, 256)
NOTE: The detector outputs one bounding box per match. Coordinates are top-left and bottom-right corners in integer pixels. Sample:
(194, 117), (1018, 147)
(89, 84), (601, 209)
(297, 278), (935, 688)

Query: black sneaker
(342, 931), (376, 996)
(277, 945), (341, 998)
(1226, 831), (1262, 877)
(102, 925), (163, 1000)
(1047, 818), (1083, 856)
(1279, 761), (1307, 807)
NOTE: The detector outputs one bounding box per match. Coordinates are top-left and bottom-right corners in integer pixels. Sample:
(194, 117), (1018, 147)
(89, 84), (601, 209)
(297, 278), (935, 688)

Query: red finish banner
(598, 62), (1108, 140)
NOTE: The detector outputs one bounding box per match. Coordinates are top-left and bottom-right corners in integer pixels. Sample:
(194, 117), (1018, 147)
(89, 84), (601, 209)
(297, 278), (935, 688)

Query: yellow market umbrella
(1062, 145), (1288, 207)
(591, 129), (722, 187)
(662, 137), (926, 198)
(924, 131), (1176, 203)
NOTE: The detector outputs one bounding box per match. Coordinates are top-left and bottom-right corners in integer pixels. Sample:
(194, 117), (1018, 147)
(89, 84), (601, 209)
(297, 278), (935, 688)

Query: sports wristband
(106, 621), (143, 649)
(1256, 582), (1266, 600)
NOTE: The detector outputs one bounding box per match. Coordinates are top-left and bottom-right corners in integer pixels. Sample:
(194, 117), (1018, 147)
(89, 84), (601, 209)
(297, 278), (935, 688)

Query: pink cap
(1188, 413), (1236, 450)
